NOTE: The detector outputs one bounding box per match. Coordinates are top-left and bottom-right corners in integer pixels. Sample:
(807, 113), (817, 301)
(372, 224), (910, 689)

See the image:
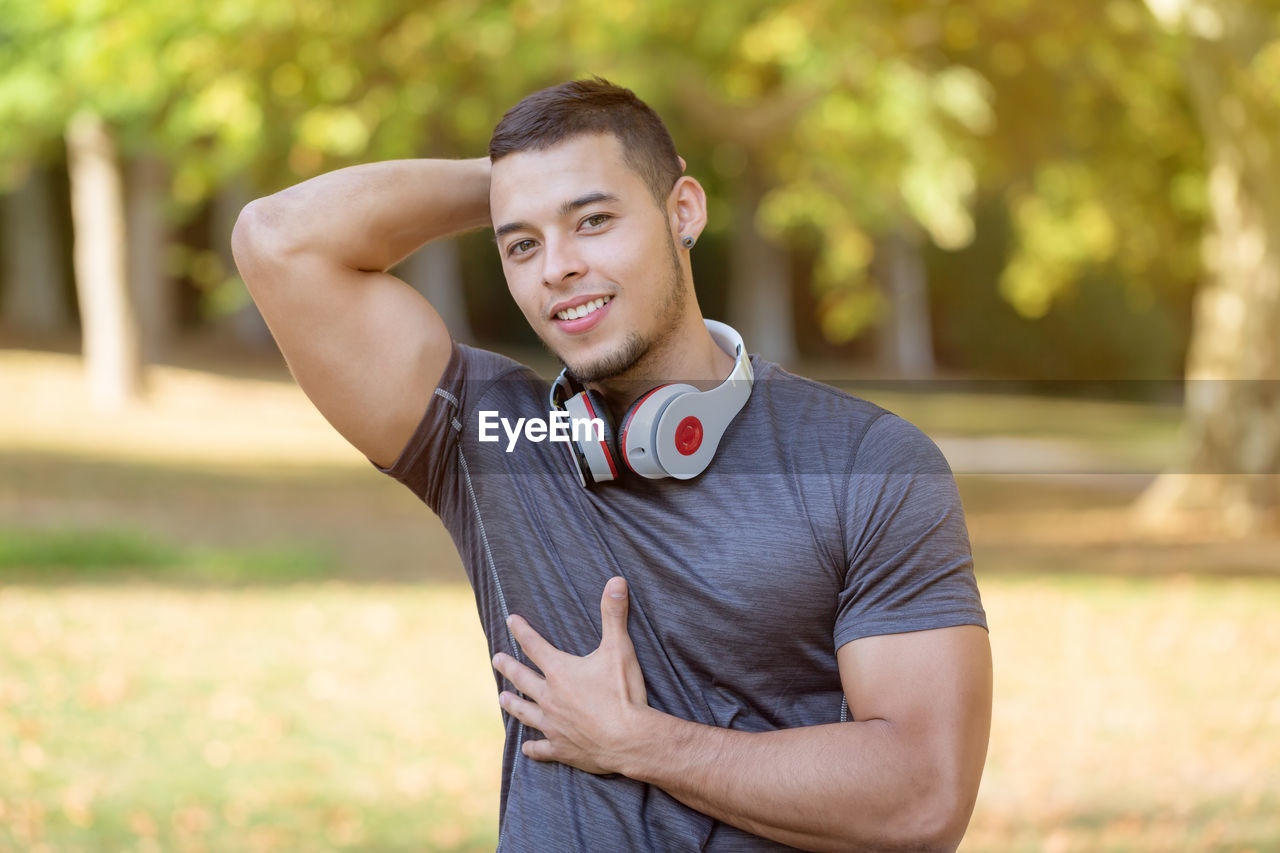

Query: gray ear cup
(653, 387), (730, 479)
(618, 384), (698, 479)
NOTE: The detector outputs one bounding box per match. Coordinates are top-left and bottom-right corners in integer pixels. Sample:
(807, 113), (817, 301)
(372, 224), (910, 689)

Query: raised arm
(230, 158), (491, 466)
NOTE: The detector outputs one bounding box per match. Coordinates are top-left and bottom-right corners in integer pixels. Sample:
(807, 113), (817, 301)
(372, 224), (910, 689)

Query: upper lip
(549, 294), (612, 319)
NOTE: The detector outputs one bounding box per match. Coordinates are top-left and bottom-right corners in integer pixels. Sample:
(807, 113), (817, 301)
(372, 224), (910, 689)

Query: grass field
(0, 583), (502, 853)
(2, 346), (1278, 852)
(1, 576), (1276, 852)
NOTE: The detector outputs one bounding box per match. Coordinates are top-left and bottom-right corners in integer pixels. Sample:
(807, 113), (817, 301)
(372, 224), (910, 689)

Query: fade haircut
(488, 77), (682, 208)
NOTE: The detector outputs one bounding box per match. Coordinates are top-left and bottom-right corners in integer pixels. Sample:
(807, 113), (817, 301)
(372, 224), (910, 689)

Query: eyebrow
(493, 191), (620, 241)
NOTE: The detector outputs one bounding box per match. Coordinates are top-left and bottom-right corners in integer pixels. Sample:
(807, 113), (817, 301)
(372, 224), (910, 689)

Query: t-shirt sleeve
(372, 342), (529, 514)
(833, 412), (987, 649)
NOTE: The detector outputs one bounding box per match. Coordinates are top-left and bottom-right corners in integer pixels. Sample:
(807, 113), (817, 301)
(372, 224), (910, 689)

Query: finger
(506, 614), (562, 669)
(492, 653), (547, 702)
(498, 690), (544, 730)
(599, 576), (631, 647)
(522, 736), (556, 763)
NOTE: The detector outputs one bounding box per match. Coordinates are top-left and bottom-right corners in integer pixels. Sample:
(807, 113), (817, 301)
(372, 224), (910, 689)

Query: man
(232, 78), (991, 852)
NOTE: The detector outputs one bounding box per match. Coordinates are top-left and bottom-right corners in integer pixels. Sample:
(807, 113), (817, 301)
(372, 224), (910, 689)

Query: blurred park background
(2, 0), (1279, 850)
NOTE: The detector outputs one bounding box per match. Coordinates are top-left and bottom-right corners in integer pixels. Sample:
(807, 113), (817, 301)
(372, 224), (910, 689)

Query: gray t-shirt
(380, 342), (986, 851)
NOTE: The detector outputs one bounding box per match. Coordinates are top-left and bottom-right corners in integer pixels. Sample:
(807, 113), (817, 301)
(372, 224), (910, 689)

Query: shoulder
(748, 358), (887, 425)
(440, 343), (548, 415)
(449, 342), (541, 387)
(746, 358), (949, 473)
(374, 342), (547, 494)
(854, 409), (954, 477)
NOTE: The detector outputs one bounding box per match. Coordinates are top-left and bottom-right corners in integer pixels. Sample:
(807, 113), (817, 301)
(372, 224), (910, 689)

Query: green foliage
(1001, 164), (1118, 318)
(0, 0), (1240, 367)
(627, 1), (1000, 342)
(930, 199), (1191, 379)
(951, 0), (1207, 321)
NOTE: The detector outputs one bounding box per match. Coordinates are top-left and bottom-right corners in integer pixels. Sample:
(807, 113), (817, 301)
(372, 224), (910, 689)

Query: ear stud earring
(681, 235), (696, 249)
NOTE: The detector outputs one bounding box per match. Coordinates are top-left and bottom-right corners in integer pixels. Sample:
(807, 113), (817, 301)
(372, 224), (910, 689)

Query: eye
(507, 238), (537, 258)
(582, 213), (611, 229)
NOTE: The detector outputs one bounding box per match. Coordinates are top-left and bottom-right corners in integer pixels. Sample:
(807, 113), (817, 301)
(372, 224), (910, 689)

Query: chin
(560, 330), (647, 384)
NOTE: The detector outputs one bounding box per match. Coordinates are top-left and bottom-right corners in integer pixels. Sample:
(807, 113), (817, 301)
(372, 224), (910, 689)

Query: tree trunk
(1138, 3), (1280, 531)
(66, 112), (145, 409)
(727, 178), (797, 365)
(399, 238), (474, 345)
(873, 225), (935, 378)
(1, 166), (70, 336)
(127, 155), (173, 362)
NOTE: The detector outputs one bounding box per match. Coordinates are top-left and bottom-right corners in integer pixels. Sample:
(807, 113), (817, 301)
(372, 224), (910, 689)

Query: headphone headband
(699, 319), (753, 415)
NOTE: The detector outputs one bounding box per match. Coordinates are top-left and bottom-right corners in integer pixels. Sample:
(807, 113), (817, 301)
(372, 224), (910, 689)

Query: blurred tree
(0, 0), (234, 402)
(872, 226), (934, 376)
(4, 0), (1272, 524)
(0, 0), (72, 338)
(542, 0), (996, 372)
(952, 2), (1205, 324)
(1, 165), (70, 335)
(127, 156), (172, 361)
(67, 111), (143, 409)
(397, 241), (475, 346)
(687, 2), (991, 374)
(948, 0), (1276, 523)
(1137, 0), (1280, 528)
(209, 0), (558, 343)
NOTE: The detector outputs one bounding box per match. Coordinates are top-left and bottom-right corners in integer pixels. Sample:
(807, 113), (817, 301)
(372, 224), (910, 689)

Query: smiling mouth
(555, 296), (612, 321)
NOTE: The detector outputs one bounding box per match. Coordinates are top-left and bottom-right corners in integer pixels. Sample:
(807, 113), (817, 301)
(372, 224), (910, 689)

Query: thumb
(599, 576), (631, 646)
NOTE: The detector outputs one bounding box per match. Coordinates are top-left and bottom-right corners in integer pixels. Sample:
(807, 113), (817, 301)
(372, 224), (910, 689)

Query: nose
(541, 234), (587, 286)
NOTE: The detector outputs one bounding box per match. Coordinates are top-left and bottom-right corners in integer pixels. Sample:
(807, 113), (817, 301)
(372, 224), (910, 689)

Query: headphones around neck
(549, 320), (754, 487)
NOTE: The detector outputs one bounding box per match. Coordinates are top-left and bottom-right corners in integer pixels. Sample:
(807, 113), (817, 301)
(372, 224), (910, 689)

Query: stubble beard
(558, 235), (687, 385)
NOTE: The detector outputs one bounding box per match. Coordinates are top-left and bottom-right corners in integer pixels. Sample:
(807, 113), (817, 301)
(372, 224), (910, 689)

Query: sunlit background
(1, 0), (1278, 850)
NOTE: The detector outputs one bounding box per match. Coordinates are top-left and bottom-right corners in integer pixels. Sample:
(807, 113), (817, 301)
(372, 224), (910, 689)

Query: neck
(589, 314), (737, 419)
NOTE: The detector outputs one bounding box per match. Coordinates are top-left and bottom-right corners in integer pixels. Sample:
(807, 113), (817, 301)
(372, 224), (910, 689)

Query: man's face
(489, 133), (687, 384)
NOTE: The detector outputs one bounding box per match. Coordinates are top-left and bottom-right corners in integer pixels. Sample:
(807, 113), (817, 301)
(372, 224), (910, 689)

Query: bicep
(838, 626), (992, 799)
(237, 243), (452, 468)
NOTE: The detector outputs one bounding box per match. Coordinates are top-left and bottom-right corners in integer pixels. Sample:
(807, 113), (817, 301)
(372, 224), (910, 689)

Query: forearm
(497, 590), (987, 849)
(619, 709), (965, 852)
(240, 158), (491, 272)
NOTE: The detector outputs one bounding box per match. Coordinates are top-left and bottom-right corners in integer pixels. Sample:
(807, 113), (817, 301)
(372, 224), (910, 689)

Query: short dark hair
(488, 77), (682, 207)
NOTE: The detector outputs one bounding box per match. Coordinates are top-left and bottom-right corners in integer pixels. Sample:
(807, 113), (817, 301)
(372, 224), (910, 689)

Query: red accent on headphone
(581, 392), (618, 480)
(618, 384), (671, 474)
(674, 416), (703, 456)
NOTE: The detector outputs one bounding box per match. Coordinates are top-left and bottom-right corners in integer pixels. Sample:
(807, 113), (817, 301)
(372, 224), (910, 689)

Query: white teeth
(556, 296), (610, 321)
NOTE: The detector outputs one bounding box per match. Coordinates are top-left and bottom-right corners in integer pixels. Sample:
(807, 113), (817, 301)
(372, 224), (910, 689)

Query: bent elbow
(230, 196), (300, 287)
(231, 198), (265, 270)
(901, 788), (976, 852)
(844, 784), (973, 852)
(231, 197), (276, 260)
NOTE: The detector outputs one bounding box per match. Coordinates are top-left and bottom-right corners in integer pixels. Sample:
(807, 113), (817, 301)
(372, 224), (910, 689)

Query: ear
(667, 175), (707, 246)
